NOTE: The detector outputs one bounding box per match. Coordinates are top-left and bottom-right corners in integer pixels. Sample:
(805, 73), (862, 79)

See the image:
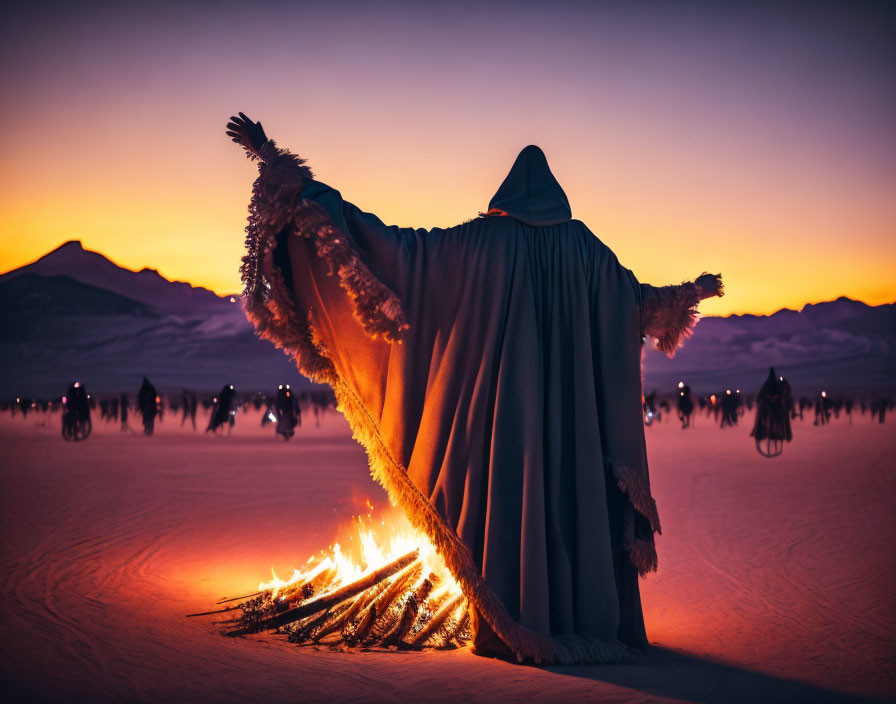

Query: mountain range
(0, 241), (309, 398)
(1, 241), (893, 398)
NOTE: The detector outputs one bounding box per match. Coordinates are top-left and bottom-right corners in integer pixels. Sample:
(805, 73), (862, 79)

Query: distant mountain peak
(56, 239), (83, 249)
(42, 239), (85, 255)
(1, 240), (232, 314)
(800, 296), (869, 314)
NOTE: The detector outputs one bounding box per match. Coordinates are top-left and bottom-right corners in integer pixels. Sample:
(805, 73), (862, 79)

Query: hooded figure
(137, 377), (158, 436)
(207, 384), (236, 434)
(677, 384), (695, 428)
(228, 114), (722, 664)
(751, 367), (793, 457)
(720, 389), (740, 427)
(274, 384), (301, 440)
(120, 393), (129, 431)
(61, 382), (91, 441)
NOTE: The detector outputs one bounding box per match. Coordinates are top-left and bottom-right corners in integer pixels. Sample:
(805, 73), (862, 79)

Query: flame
(257, 511), (463, 606)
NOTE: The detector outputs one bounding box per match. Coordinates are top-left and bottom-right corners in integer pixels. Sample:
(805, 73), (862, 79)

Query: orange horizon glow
(1, 237), (891, 318)
(1, 3), (893, 318)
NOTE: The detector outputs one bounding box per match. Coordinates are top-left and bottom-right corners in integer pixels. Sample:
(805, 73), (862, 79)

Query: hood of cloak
(487, 145), (572, 226)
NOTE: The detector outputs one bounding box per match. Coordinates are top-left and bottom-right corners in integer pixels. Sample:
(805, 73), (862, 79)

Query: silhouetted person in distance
(642, 390), (658, 425)
(677, 383), (695, 428)
(870, 396), (888, 424)
(188, 391), (198, 430)
(120, 393), (130, 431)
(17, 397), (30, 418)
(720, 389), (740, 427)
(138, 377), (159, 436)
(274, 384), (301, 440)
(814, 391), (832, 426)
(180, 390), (189, 426)
(61, 381), (91, 441)
(207, 384), (236, 434)
(780, 376), (794, 422)
(751, 367), (792, 457)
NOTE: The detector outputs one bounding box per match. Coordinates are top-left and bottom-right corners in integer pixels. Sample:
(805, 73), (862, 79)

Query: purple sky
(1, 1), (893, 314)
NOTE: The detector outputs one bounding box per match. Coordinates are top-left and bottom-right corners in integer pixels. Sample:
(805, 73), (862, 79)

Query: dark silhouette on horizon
(751, 367), (793, 458)
(61, 382), (91, 441)
(137, 377), (159, 436)
(273, 384), (301, 441)
(207, 384), (236, 434)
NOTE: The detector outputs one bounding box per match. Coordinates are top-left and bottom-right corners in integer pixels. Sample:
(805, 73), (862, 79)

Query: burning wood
(192, 514), (470, 651)
(379, 575), (435, 647)
(215, 591), (261, 605)
(408, 593), (465, 647)
(443, 608), (471, 647)
(346, 603), (378, 645)
(229, 549), (419, 635)
(312, 592), (371, 643)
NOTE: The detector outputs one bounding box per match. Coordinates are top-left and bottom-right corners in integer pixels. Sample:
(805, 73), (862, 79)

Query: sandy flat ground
(0, 406), (893, 703)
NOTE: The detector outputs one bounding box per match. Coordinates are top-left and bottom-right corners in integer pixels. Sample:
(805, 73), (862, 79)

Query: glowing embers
(193, 514), (469, 651)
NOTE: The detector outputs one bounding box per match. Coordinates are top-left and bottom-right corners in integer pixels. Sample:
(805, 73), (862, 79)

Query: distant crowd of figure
(4, 380), (335, 442)
(639, 368), (892, 457)
(5, 373), (892, 451)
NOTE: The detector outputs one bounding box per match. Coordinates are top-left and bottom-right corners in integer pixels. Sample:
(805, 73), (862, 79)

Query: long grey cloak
(239, 141), (715, 664)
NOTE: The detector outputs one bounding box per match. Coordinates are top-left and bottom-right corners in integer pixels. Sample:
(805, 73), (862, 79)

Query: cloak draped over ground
(240, 141), (716, 664)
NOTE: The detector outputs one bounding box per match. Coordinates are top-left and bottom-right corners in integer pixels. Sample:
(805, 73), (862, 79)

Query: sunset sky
(1, 0), (893, 316)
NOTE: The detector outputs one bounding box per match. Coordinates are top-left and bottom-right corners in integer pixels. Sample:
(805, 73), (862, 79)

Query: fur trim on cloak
(239, 145), (632, 665)
(640, 277), (719, 358)
(609, 459), (662, 577)
(240, 139), (408, 349)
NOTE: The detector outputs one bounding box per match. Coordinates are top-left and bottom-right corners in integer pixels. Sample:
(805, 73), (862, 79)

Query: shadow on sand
(545, 646), (885, 703)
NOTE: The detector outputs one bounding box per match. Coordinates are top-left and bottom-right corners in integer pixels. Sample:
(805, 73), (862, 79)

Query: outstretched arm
(640, 273), (723, 357)
(229, 113), (410, 345)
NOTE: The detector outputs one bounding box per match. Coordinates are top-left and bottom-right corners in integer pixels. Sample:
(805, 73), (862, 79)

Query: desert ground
(1, 405), (893, 703)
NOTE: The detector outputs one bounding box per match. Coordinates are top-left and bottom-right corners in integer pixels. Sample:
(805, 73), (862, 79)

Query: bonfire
(189, 514), (471, 651)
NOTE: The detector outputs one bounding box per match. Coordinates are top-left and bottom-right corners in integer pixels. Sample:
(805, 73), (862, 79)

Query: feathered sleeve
(639, 274), (723, 358)
(240, 139), (409, 381)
